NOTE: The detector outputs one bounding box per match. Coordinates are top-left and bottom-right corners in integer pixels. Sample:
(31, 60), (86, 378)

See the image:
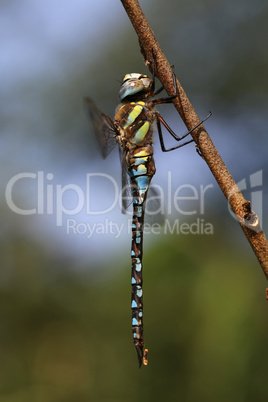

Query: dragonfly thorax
(119, 73), (153, 102)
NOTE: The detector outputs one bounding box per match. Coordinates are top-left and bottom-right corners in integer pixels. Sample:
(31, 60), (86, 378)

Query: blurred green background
(1, 0), (268, 401)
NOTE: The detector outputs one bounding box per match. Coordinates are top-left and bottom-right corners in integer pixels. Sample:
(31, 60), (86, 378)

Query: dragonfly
(84, 57), (211, 367)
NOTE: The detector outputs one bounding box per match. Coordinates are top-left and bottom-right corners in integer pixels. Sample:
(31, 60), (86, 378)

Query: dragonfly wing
(145, 185), (165, 225)
(120, 147), (133, 214)
(84, 97), (117, 158)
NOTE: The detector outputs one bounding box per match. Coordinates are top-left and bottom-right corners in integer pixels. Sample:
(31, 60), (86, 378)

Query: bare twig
(120, 0), (268, 282)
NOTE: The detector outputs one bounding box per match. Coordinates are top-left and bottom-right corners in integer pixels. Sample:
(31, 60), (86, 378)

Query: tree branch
(120, 0), (268, 283)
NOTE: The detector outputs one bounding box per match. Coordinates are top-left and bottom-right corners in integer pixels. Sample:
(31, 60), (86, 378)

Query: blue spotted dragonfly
(84, 60), (211, 367)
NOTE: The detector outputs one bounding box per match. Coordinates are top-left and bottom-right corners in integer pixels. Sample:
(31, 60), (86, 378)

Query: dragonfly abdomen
(131, 201), (145, 367)
(129, 147), (155, 367)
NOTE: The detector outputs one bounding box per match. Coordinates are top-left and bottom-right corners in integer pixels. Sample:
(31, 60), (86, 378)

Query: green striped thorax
(119, 73), (153, 102)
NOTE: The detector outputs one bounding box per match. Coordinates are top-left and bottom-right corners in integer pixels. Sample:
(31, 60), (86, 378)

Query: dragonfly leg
(151, 49), (165, 96)
(150, 50), (212, 152)
(152, 69), (178, 105)
(151, 48), (177, 102)
(156, 111), (212, 153)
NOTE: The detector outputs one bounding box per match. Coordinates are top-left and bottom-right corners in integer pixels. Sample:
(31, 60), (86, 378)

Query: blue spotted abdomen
(129, 146), (155, 367)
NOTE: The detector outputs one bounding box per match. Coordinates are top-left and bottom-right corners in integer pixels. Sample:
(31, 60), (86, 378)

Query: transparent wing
(122, 177), (165, 224)
(120, 147), (133, 214)
(84, 97), (117, 158)
(144, 184), (165, 225)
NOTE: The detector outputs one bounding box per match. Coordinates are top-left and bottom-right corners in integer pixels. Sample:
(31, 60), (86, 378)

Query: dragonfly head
(119, 73), (153, 102)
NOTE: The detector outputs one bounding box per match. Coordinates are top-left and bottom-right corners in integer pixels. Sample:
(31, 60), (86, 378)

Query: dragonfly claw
(135, 345), (148, 367)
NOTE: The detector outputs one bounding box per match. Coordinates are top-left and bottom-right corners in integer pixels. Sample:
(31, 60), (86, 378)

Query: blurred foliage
(149, 0), (268, 104)
(0, 228), (267, 401)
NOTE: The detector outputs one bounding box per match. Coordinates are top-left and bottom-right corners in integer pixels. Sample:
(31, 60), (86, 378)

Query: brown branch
(120, 0), (268, 282)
